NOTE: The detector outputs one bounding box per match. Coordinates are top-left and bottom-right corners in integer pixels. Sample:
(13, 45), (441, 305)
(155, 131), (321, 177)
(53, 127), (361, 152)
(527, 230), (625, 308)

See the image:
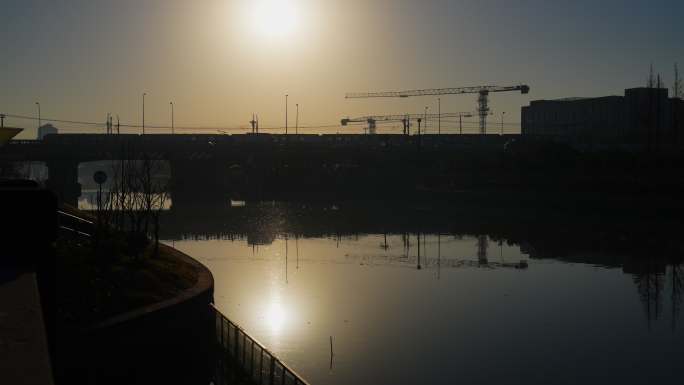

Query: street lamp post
(295, 103), (299, 135)
(438, 98), (441, 135)
(501, 112), (506, 135)
(170, 102), (174, 134)
(35, 102), (41, 129)
(424, 106), (428, 134)
(142, 93), (147, 135)
(285, 94), (288, 135)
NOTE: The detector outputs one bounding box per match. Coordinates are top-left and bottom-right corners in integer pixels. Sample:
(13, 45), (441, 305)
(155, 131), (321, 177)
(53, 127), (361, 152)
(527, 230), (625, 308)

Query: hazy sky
(2, 0), (683, 138)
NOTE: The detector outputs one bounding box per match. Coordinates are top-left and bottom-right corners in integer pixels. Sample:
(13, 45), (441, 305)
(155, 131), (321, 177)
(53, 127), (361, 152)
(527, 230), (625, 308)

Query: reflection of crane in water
(376, 233), (528, 271)
(346, 253), (528, 271)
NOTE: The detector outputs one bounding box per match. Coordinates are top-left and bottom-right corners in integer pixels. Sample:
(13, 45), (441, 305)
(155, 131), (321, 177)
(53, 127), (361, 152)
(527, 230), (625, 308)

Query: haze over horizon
(2, 0), (682, 138)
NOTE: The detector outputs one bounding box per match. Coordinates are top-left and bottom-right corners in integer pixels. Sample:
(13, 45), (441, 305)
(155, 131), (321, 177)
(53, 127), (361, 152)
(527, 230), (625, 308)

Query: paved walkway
(0, 270), (54, 385)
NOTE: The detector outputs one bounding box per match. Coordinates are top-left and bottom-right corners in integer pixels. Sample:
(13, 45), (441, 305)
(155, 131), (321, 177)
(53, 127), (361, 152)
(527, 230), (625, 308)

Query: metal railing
(57, 209), (94, 239)
(212, 305), (310, 385)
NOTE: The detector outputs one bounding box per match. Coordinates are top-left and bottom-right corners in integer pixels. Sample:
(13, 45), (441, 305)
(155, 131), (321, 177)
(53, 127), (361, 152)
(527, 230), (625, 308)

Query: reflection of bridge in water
(157, 200), (684, 327)
(304, 233), (528, 272)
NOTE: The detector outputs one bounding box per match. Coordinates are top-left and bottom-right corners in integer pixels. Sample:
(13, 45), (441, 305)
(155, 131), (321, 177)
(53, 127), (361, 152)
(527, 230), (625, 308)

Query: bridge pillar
(46, 160), (81, 206)
(169, 159), (226, 207)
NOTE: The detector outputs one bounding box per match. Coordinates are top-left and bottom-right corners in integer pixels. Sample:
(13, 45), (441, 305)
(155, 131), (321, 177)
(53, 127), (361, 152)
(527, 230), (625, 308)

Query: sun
(250, 0), (300, 39)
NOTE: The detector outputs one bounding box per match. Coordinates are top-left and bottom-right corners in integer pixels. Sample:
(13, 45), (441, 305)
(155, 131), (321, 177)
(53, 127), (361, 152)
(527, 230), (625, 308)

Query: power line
(0, 113), (342, 131)
(1, 112), (521, 135)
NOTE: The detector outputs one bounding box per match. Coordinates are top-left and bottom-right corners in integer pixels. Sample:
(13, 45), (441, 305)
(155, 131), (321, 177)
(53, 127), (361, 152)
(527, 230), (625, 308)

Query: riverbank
(55, 219), (199, 329)
(54, 206), (215, 385)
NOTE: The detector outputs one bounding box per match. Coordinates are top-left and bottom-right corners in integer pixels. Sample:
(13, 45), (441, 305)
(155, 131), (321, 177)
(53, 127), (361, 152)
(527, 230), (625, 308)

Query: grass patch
(56, 224), (198, 329)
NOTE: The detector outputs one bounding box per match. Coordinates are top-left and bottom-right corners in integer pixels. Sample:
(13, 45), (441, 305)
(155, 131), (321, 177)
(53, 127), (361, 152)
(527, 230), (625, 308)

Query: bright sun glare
(251, 0), (300, 39)
(265, 302), (288, 334)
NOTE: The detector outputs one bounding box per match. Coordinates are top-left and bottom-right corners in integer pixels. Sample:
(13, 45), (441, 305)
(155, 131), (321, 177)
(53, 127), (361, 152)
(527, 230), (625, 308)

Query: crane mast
(345, 84), (529, 134)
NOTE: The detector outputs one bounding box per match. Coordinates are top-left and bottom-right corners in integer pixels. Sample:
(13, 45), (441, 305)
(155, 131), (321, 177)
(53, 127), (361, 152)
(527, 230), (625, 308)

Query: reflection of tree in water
(633, 262), (665, 327)
(630, 258), (683, 330)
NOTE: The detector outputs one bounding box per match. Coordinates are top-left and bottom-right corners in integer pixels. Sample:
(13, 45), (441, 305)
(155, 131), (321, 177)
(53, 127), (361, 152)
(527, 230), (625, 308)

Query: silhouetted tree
(137, 155), (169, 257)
(101, 146), (169, 259)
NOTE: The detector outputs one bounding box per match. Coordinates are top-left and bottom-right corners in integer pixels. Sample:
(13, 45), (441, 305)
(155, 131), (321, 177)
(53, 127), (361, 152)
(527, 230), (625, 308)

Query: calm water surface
(160, 204), (683, 385)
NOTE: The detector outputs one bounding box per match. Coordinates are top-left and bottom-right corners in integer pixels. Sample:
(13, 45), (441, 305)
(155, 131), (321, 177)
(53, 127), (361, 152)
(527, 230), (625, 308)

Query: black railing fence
(212, 305), (310, 385)
(57, 209), (94, 239)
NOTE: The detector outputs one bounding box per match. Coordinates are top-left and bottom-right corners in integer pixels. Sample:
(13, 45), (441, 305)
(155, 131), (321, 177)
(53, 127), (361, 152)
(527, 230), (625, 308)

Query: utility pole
(170, 102), (174, 134)
(438, 98), (441, 134)
(296, 103), (299, 134)
(116, 115), (120, 135)
(285, 94), (288, 134)
(648, 63), (655, 88)
(424, 106), (428, 134)
(459, 114), (463, 134)
(674, 63), (682, 99)
(35, 102), (41, 129)
(142, 93), (146, 135)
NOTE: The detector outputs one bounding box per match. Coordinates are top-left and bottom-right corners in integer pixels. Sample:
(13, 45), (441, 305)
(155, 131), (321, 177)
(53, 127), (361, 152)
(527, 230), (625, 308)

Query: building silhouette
(522, 88), (684, 151)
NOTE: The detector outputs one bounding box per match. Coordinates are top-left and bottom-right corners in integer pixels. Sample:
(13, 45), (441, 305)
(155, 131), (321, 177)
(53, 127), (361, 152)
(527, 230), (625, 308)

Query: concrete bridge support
(46, 160), (81, 206)
(169, 159), (226, 206)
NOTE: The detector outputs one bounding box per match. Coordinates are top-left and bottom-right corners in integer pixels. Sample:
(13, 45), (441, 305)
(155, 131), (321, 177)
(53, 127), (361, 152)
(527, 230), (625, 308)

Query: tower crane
(341, 112), (473, 135)
(345, 84), (530, 134)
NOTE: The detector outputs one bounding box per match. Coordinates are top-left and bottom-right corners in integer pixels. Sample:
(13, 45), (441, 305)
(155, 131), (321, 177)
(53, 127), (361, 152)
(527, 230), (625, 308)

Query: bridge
(1, 133), (521, 205)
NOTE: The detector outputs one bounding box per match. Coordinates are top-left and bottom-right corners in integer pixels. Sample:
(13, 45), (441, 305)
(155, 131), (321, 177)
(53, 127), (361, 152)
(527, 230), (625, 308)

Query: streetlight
(170, 102), (174, 134)
(295, 103), (299, 135)
(501, 112), (506, 135)
(285, 94), (288, 135)
(35, 102), (41, 129)
(438, 98), (441, 135)
(424, 106), (428, 134)
(142, 93), (147, 135)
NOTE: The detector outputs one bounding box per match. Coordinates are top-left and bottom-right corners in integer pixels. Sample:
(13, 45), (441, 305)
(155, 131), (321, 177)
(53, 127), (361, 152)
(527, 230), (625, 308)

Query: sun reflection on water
(265, 301), (288, 335)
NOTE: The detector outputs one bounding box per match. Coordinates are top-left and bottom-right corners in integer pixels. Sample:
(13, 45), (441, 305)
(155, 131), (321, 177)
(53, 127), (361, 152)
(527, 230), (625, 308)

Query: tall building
(37, 124), (58, 140)
(522, 88), (683, 152)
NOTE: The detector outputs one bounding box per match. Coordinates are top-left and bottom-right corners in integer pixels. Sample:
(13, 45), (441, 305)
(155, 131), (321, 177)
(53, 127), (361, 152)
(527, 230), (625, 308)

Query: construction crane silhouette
(341, 112), (473, 135)
(345, 85), (530, 134)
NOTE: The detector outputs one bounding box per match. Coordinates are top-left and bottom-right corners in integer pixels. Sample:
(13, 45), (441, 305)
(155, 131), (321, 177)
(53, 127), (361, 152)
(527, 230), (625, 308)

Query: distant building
(37, 124), (58, 140)
(522, 88), (683, 151)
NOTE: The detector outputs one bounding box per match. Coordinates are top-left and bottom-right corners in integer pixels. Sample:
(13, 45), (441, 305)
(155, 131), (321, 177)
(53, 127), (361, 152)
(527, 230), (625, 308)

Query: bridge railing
(212, 305), (310, 385)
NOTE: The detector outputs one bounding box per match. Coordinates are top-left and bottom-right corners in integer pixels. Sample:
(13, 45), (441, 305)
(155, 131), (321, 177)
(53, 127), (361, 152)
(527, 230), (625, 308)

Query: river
(151, 201), (683, 385)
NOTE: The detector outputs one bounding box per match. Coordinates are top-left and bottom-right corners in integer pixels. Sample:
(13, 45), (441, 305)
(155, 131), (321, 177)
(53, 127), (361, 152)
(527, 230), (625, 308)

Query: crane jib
(345, 85), (530, 99)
